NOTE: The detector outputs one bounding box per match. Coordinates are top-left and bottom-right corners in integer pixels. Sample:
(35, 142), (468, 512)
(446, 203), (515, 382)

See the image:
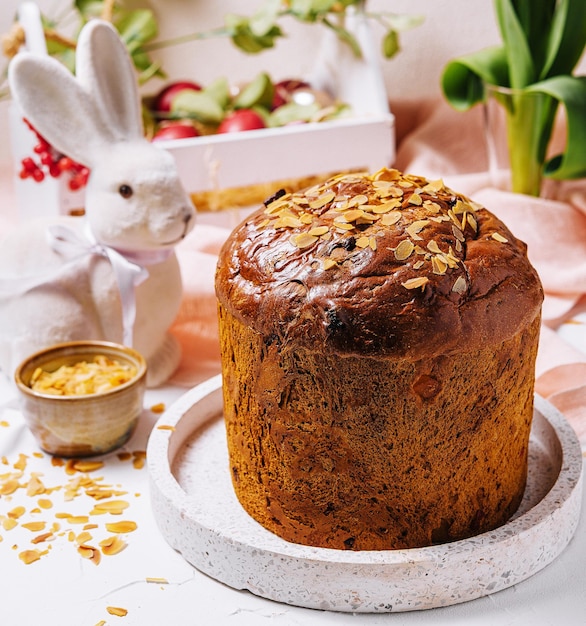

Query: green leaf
(441, 46), (510, 110)
(268, 101), (321, 127)
(203, 76), (231, 109)
(233, 72), (274, 110)
(322, 18), (362, 57)
(249, 0), (282, 37)
(494, 0), (535, 87)
(382, 29), (399, 59)
(224, 14), (283, 53)
(170, 90), (225, 124)
(115, 9), (158, 53)
(541, 0), (586, 79)
(528, 75), (586, 179)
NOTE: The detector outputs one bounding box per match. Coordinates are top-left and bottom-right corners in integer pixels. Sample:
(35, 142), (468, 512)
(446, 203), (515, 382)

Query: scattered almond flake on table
(150, 402), (166, 414)
(106, 606), (129, 617)
(0, 445), (146, 565)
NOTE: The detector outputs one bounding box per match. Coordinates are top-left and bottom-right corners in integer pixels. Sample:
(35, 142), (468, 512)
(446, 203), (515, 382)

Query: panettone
(214, 168), (543, 550)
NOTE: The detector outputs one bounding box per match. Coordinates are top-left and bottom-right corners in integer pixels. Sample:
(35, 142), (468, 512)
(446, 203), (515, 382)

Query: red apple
(152, 123), (199, 141)
(217, 109), (266, 133)
(272, 79), (311, 110)
(153, 81), (202, 113)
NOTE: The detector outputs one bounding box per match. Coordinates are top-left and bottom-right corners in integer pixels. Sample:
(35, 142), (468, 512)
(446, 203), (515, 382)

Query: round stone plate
(147, 374), (583, 613)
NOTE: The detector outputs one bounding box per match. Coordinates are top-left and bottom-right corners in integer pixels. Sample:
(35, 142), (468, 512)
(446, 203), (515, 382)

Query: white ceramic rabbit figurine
(1, 19), (196, 387)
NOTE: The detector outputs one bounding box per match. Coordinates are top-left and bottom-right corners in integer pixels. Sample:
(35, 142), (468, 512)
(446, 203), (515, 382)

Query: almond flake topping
(427, 240), (442, 254)
(422, 179), (444, 193)
(402, 276), (429, 290)
(308, 226), (329, 237)
(356, 236), (370, 249)
(290, 233), (318, 249)
(492, 232), (508, 243)
(380, 211), (401, 226)
(394, 240), (415, 261)
(452, 275), (467, 294)
(308, 191), (335, 209)
(348, 194), (369, 207)
(432, 256), (448, 275)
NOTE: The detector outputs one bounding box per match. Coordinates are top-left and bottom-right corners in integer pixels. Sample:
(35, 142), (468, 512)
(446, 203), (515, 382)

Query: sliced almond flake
(492, 232), (508, 243)
(394, 240), (415, 261)
(423, 200), (442, 214)
(106, 520), (137, 534)
(290, 233), (318, 249)
(69, 515), (90, 524)
(448, 209), (461, 228)
(319, 231), (332, 242)
(100, 535), (126, 556)
(333, 222), (354, 232)
(263, 200), (288, 216)
(0, 479), (20, 496)
(72, 460), (104, 473)
(452, 199), (469, 215)
(149, 403), (166, 414)
(440, 252), (459, 269)
(273, 215), (303, 229)
(95, 621), (107, 626)
(19, 549), (46, 564)
(370, 237), (377, 251)
(461, 212), (468, 231)
(76, 531), (93, 545)
(380, 211), (401, 226)
(452, 276), (468, 294)
(14, 453), (27, 471)
(414, 245), (427, 255)
(107, 607), (128, 617)
(432, 256), (448, 275)
(91, 500), (129, 515)
(22, 521), (46, 532)
(413, 260), (425, 269)
(451, 224), (465, 242)
(322, 258), (337, 270)
(299, 213), (313, 224)
(308, 226), (329, 237)
(408, 192), (423, 206)
(31, 532), (53, 544)
(455, 239), (463, 253)
(467, 214), (478, 232)
(402, 276), (429, 290)
(146, 577), (169, 585)
(422, 178), (444, 193)
(398, 180), (414, 188)
(2, 518), (18, 531)
(406, 219), (430, 240)
(308, 191), (335, 209)
(335, 199), (350, 211)
(356, 214), (377, 225)
(373, 167), (401, 181)
(291, 194), (309, 205)
(340, 209), (366, 222)
(427, 240), (442, 254)
(257, 218), (270, 229)
(348, 194), (369, 206)
(8, 506), (25, 519)
(468, 200), (482, 212)
(156, 424), (175, 431)
(26, 474), (46, 496)
(356, 236), (370, 249)
(37, 498), (53, 510)
(372, 201), (400, 214)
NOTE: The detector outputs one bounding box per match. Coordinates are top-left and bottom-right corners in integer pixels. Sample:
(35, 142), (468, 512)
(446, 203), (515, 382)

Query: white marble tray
(147, 374), (583, 613)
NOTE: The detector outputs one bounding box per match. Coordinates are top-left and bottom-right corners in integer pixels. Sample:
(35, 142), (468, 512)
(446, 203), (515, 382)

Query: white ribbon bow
(46, 224), (150, 347)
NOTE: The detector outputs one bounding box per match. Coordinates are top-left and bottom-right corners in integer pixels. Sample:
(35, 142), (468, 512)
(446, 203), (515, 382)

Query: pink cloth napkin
(171, 98), (586, 445)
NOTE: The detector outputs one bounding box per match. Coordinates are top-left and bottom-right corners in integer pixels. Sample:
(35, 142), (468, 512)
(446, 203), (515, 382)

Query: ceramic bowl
(14, 341), (147, 457)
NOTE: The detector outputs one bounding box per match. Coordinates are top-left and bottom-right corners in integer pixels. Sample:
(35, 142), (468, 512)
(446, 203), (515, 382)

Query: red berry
(40, 151), (54, 166)
(58, 157), (74, 172)
(49, 163), (62, 177)
(32, 168), (45, 182)
(153, 81), (202, 113)
(19, 169), (30, 179)
(68, 177), (81, 191)
(21, 157), (36, 172)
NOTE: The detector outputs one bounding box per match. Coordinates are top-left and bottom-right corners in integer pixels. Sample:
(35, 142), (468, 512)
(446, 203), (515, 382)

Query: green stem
(504, 91), (557, 196)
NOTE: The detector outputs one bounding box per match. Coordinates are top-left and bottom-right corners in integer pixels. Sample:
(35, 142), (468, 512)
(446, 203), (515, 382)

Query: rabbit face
(86, 141), (196, 251)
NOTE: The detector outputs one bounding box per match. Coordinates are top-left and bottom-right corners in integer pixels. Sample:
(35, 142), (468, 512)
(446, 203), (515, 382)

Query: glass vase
(483, 83), (558, 197)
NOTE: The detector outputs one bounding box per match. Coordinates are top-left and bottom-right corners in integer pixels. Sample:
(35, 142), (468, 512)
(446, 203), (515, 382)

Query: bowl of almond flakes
(14, 341), (147, 457)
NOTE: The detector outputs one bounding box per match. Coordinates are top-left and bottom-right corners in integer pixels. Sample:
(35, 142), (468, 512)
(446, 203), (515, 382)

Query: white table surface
(0, 373), (584, 626)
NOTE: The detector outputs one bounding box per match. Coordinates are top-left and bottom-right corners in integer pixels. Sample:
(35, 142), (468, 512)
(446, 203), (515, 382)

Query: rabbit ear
(75, 20), (144, 140)
(9, 52), (107, 167)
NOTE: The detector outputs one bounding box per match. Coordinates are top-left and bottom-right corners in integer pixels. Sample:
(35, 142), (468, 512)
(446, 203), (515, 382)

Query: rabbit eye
(119, 184), (133, 199)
